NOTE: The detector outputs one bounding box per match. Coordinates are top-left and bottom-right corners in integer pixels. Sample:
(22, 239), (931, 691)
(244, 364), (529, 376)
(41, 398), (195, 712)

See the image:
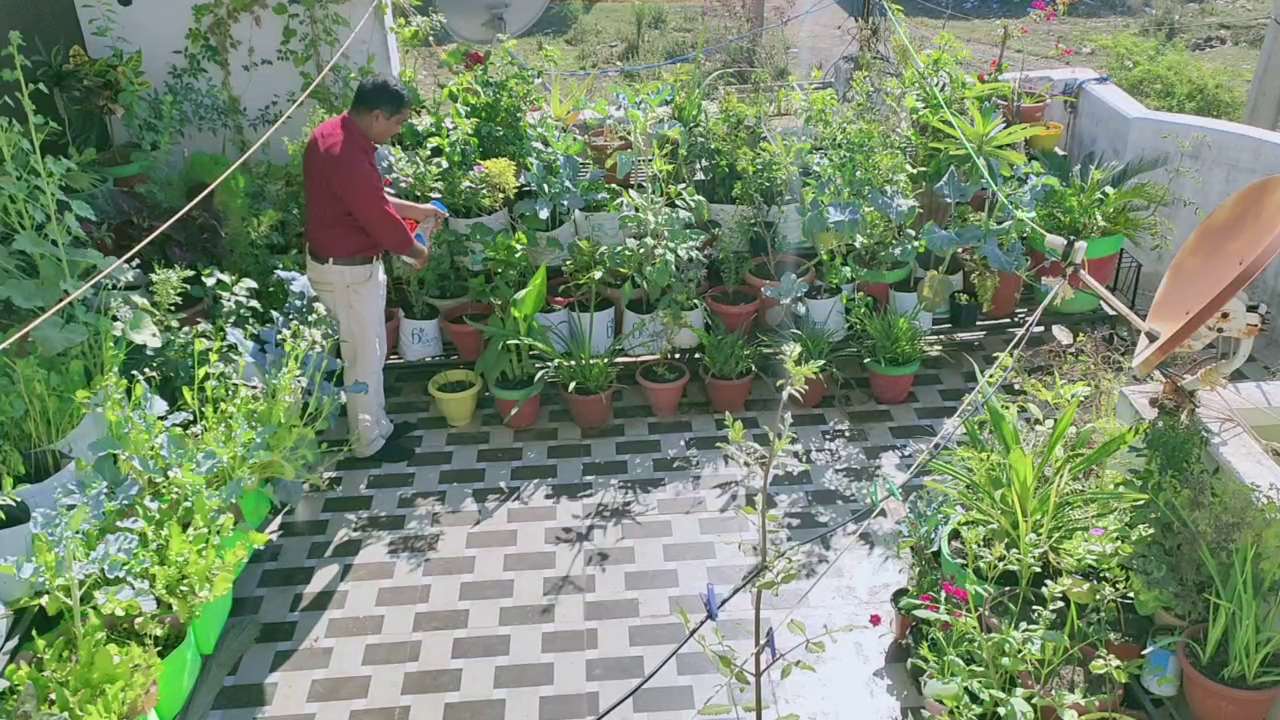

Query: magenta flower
(1090, 527), (1106, 537)
(870, 614), (883, 628)
(1031, 0), (1048, 9)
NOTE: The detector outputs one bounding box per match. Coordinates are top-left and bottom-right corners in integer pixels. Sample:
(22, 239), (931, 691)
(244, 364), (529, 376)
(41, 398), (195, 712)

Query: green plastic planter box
(238, 486), (273, 529)
(191, 590), (233, 656)
(154, 626), (202, 720)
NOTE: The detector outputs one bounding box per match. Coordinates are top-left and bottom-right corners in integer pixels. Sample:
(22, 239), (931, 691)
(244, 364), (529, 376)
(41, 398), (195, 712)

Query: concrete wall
(1014, 67), (1280, 323)
(74, 0), (399, 160)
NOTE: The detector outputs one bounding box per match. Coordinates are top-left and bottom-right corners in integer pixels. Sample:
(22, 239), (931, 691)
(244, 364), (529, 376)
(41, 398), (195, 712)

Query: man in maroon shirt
(304, 77), (445, 463)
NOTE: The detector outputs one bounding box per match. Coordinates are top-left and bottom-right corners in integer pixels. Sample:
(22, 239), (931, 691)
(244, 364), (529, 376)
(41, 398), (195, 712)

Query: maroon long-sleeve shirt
(303, 113), (414, 259)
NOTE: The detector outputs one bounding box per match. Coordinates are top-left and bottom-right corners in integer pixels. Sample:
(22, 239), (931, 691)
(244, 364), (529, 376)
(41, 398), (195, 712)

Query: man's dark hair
(350, 76), (411, 117)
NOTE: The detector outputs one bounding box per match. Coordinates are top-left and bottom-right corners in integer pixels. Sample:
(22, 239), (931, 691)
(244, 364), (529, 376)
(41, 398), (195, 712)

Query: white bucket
(671, 305), (704, 349)
(427, 294), (472, 315)
(804, 293), (846, 340)
(916, 309), (934, 332)
(574, 210), (625, 245)
(536, 305), (572, 353)
(621, 305), (666, 356)
(890, 288), (920, 317)
(398, 310), (444, 361)
(449, 209), (510, 272)
(708, 203), (749, 251)
(770, 203), (808, 251)
(0, 521), (33, 603)
(15, 459), (78, 514)
(568, 302), (616, 356)
(528, 219), (577, 268)
(840, 281), (856, 297)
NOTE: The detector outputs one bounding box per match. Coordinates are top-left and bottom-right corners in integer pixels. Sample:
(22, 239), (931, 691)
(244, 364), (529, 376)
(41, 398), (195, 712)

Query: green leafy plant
(454, 158), (519, 218)
(545, 336), (620, 396)
(1099, 33), (1246, 121)
(1187, 543), (1280, 689)
(696, 322), (758, 381)
(1034, 154), (1174, 249)
(474, 265), (550, 390)
(863, 309), (926, 368)
(928, 100), (1043, 180)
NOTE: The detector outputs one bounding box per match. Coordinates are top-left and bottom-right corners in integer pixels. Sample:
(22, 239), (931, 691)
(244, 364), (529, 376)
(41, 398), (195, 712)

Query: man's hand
(408, 238), (431, 271)
(389, 196), (448, 224)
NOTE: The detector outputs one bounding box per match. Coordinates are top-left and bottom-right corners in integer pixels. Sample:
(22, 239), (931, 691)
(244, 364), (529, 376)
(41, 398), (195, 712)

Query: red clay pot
(796, 372), (832, 408)
(703, 285), (761, 334)
(494, 393), (541, 429)
(702, 368), (754, 414)
(866, 360), (920, 405)
(547, 277), (578, 308)
(1105, 639), (1144, 663)
(858, 281), (891, 308)
(1179, 624), (1280, 720)
(1018, 669), (1125, 720)
(637, 361), (690, 418)
(384, 308), (400, 361)
(1029, 247), (1122, 288)
(983, 271), (1023, 319)
(561, 388), (614, 429)
(892, 588), (912, 642)
(745, 255), (816, 327)
(442, 302), (494, 362)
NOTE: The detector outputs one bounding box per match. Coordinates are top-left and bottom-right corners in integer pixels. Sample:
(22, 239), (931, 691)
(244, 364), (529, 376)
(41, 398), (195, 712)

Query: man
(304, 76), (446, 463)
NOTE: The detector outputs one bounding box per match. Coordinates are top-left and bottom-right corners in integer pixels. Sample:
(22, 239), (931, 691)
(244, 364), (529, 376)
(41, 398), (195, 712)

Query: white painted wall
(1012, 67), (1280, 326)
(75, 0), (398, 160)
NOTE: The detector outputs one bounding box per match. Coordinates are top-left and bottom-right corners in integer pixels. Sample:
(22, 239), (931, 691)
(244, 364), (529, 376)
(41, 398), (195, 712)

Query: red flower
(954, 611), (965, 619)
(531, 104), (541, 112)
(869, 614), (883, 628)
(919, 593), (935, 603)
(383, 177), (392, 187)
(464, 51), (485, 70)
(977, 73), (988, 83)
(1020, 25), (1030, 35)
(941, 622), (953, 631)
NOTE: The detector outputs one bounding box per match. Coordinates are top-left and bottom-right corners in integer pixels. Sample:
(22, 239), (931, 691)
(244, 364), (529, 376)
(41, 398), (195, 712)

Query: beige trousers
(307, 257), (395, 457)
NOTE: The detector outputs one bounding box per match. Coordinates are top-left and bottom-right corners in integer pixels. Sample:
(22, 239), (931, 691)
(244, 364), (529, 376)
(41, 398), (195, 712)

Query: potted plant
(563, 240), (621, 355)
(803, 281), (847, 341)
(574, 176), (626, 245)
(547, 337), (620, 429)
(428, 369), (484, 427)
(441, 302), (494, 363)
(473, 266), (552, 429)
(420, 230), (473, 313)
(949, 291), (980, 328)
(444, 158), (519, 271)
(696, 320), (759, 414)
(863, 309), (926, 404)
(0, 493), (32, 602)
(515, 139), (596, 268)
(847, 190), (919, 307)
(636, 355), (691, 418)
(744, 253), (816, 328)
(389, 260), (444, 362)
(779, 319), (851, 408)
(1000, 80), (1053, 124)
(704, 250), (762, 335)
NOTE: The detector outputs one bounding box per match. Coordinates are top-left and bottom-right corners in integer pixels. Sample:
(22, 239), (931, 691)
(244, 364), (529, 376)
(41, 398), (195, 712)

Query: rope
(906, 0), (1269, 31)
(0, 0), (383, 356)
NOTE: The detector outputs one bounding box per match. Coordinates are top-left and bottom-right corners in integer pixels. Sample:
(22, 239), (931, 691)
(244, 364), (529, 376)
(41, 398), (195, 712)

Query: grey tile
(414, 609), (470, 632)
(504, 551), (557, 572)
(440, 468), (487, 484)
(515, 427), (559, 442)
(657, 497), (708, 514)
(350, 708), (411, 720)
(279, 519), (329, 537)
(616, 439), (662, 454)
(494, 662), (556, 689)
(290, 589), (347, 614)
(397, 491), (448, 509)
(213, 683), (275, 710)
(580, 424), (625, 438)
(362, 640), (421, 666)
(676, 652), (718, 676)
(366, 472), (415, 489)
(548, 443), (591, 459)
(325, 615), (384, 638)
(258, 566), (314, 588)
(628, 622), (687, 647)
(544, 574), (596, 596)
(653, 456), (696, 472)
(499, 603), (556, 626)
(257, 621), (296, 643)
(540, 693), (601, 720)
(442, 699), (505, 720)
(477, 446), (524, 462)
(353, 514), (407, 532)
(586, 656), (645, 681)
(402, 668), (464, 695)
(706, 564), (754, 585)
(409, 451), (454, 467)
(663, 542), (717, 562)
(584, 598), (640, 621)
(624, 569), (680, 591)
(699, 516), (750, 534)
(446, 431), (491, 445)
(460, 579), (516, 601)
(421, 556), (477, 576)
(307, 675), (371, 702)
(621, 519), (672, 539)
(582, 460), (629, 476)
(648, 420), (693, 434)
(452, 634), (512, 659)
(508, 505), (557, 523)
(307, 538), (362, 560)
(375, 584), (432, 607)
(435, 511), (482, 527)
(512, 464), (558, 481)
(465, 529), (519, 549)
(321, 495), (374, 513)
(270, 647), (332, 673)
(230, 595), (262, 618)
(542, 628), (599, 653)
(586, 545), (635, 567)
(632, 686), (695, 712)
(344, 561), (397, 582)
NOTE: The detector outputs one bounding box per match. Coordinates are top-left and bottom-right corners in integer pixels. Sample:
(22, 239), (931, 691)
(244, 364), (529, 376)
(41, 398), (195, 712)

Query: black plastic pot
(949, 292), (980, 328)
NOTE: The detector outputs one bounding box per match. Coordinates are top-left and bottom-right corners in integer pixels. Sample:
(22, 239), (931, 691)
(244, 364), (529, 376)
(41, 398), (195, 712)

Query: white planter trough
(0, 516), (33, 603)
(574, 210), (625, 245)
(671, 305), (705, 349)
(14, 454), (78, 514)
(536, 305), (572, 353)
(54, 395), (107, 463)
(527, 219), (577, 268)
(804, 293), (847, 341)
(398, 309), (444, 361)
(621, 305), (666, 356)
(448, 209), (510, 272)
(568, 300), (616, 356)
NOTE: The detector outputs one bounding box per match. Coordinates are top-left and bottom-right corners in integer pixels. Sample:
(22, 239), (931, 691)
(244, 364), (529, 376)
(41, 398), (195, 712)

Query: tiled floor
(211, 328), (1277, 720)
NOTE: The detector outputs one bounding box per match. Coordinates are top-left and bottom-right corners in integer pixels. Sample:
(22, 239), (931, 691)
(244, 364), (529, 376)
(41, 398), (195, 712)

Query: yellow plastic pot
(1029, 121), (1064, 152)
(428, 369), (482, 427)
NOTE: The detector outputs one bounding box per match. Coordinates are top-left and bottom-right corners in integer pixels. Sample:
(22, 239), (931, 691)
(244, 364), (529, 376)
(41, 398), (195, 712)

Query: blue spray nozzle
(429, 200), (448, 214)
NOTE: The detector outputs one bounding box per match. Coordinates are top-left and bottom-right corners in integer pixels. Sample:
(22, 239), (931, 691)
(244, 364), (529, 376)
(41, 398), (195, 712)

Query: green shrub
(1099, 33), (1247, 121)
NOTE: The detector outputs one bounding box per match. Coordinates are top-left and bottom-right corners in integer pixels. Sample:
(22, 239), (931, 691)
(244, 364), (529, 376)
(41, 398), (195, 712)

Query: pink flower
(977, 73), (988, 83)
(952, 588), (970, 604)
(941, 581), (955, 595)
(919, 593), (935, 603)
(1090, 528), (1106, 537)
(1031, 1), (1047, 10)
(954, 611), (965, 619)
(870, 614), (883, 628)
(1020, 25), (1030, 35)
(383, 177), (391, 187)
(941, 623), (953, 631)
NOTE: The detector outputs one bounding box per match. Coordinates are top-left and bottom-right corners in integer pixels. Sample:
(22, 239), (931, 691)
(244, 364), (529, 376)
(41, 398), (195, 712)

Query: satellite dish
(1131, 175), (1280, 377)
(438, 0), (551, 44)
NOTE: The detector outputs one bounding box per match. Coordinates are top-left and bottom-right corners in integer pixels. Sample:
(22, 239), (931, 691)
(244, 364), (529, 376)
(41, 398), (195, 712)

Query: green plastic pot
(856, 263), (912, 285)
(220, 527), (253, 578)
(191, 590), (233, 656)
(1029, 234), (1126, 314)
(155, 627), (202, 720)
(238, 487), (273, 529)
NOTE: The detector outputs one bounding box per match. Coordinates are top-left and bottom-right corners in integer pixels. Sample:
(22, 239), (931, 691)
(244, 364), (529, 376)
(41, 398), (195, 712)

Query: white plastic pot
(528, 218), (577, 268)
(574, 210), (625, 245)
(54, 395), (106, 462)
(840, 281), (856, 297)
(0, 519), (33, 603)
(448, 209), (510, 272)
(927, 269), (964, 319)
(568, 302), (616, 356)
(890, 288), (920, 317)
(536, 305), (572, 353)
(804, 293), (846, 341)
(708, 203), (749, 251)
(770, 203), (808, 251)
(621, 305), (666, 356)
(398, 310), (444, 361)
(671, 305), (704, 349)
(427, 294), (472, 315)
(15, 458), (77, 514)
(916, 309), (934, 332)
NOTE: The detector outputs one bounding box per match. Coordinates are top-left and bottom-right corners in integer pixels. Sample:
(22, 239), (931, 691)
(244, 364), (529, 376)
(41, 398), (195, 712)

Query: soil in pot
(805, 283), (841, 300)
(16, 449), (70, 488)
(949, 292), (981, 328)
(711, 287), (758, 305)
(627, 298), (659, 314)
(569, 296), (615, 314)
(704, 286), (761, 334)
(437, 379), (477, 394)
(1022, 663), (1123, 720)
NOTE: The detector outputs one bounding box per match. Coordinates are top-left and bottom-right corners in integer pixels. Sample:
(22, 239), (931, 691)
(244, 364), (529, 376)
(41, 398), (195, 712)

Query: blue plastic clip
(429, 200), (448, 214)
(702, 583), (719, 621)
(765, 626), (778, 661)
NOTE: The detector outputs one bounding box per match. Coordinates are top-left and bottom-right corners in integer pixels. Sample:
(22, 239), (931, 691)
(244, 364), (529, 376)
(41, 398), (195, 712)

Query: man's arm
(388, 195), (448, 225)
(343, 157), (417, 257)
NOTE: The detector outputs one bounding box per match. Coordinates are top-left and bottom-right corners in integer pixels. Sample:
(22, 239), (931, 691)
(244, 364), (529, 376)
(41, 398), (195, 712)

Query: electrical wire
(0, 0), (383, 357)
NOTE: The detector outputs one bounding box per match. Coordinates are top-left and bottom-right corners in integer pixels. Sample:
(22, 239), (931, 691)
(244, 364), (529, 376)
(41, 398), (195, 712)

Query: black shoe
(365, 439), (415, 464)
(388, 422), (417, 443)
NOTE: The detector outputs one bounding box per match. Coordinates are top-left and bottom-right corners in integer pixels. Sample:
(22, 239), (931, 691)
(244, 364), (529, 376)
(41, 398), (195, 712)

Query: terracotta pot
(983, 271), (1023, 319)
(892, 587), (912, 642)
(999, 98), (1049, 124)
(743, 255), (815, 327)
(384, 308), (400, 360)
(441, 303), (494, 362)
(1018, 669), (1125, 720)
(969, 189), (990, 213)
(702, 368), (754, 414)
(561, 387), (614, 429)
(866, 359), (919, 405)
(703, 285), (761, 335)
(637, 361), (690, 418)
(1179, 624), (1280, 720)
(547, 277), (578, 307)
(1105, 639), (1144, 663)
(796, 372), (831, 408)
(492, 380), (543, 429)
